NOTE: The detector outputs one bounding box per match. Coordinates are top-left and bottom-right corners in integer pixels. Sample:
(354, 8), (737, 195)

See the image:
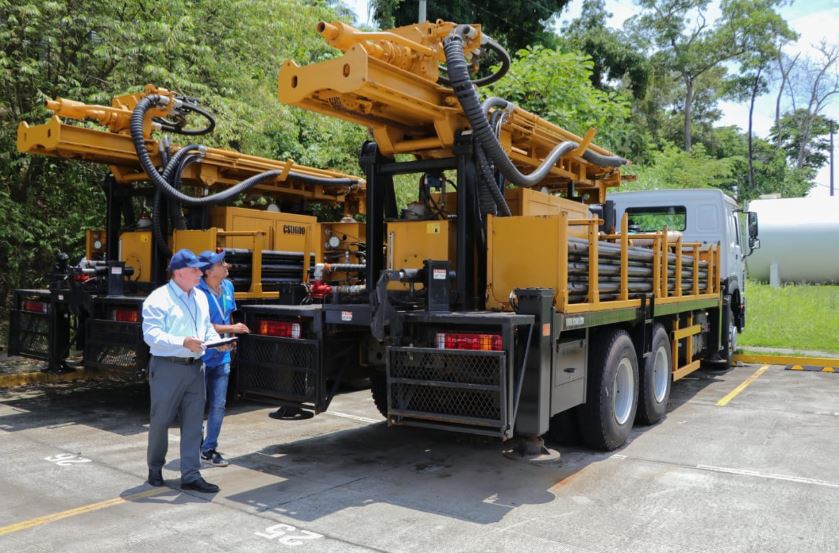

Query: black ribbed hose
(443, 31), (628, 189)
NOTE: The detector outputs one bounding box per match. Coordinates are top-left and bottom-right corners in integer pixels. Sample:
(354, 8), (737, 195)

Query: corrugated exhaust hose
(442, 27), (628, 202)
(129, 95), (359, 207)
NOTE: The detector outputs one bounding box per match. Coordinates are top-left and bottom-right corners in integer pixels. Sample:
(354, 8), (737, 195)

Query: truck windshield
(626, 206), (687, 232)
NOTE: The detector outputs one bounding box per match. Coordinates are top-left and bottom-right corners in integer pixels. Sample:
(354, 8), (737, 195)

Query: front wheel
(578, 329), (639, 451)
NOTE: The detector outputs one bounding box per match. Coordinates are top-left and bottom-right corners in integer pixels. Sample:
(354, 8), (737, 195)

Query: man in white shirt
(142, 249), (228, 493)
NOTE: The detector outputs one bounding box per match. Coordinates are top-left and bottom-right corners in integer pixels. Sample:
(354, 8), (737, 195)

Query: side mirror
(747, 211), (759, 253)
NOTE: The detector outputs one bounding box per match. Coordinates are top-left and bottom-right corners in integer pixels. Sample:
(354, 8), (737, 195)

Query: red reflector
(22, 300), (48, 314)
(435, 332), (502, 351)
(112, 308), (140, 323)
(259, 320), (301, 339)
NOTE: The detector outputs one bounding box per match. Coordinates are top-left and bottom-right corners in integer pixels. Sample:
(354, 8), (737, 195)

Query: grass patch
(739, 281), (839, 355)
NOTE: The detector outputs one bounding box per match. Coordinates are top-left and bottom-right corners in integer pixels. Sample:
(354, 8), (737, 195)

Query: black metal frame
(237, 305), (329, 412)
(83, 296), (148, 375)
(386, 310), (534, 439)
(8, 289), (72, 371)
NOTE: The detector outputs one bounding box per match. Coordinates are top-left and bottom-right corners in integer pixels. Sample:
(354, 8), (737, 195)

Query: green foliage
(559, 0), (650, 99)
(372, 0), (571, 51)
(0, 0), (361, 310)
(486, 46), (642, 158)
(739, 281), (839, 355)
(623, 143), (741, 192)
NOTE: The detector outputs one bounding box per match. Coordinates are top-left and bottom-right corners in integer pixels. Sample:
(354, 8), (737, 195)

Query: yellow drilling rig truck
(10, 20), (758, 453)
(229, 19), (753, 453)
(10, 85), (366, 391)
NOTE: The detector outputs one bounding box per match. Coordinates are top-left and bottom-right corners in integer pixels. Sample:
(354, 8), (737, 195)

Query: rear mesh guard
(10, 310), (50, 358)
(84, 319), (148, 373)
(237, 335), (320, 407)
(387, 347), (508, 437)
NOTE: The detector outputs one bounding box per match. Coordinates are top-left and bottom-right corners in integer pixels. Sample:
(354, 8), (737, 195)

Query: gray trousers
(147, 356), (206, 483)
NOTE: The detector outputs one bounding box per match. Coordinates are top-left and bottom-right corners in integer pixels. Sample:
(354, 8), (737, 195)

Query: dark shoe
(148, 469), (164, 487)
(181, 477), (220, 493)
(201, 449), (230, 467)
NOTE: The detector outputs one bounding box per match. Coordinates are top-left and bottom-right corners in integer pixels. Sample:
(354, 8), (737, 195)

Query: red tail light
(435, 332), (502, 351)
(22, 300), (48, 314)
(112, 308), (140, 323)
(259, 320), (301, 339)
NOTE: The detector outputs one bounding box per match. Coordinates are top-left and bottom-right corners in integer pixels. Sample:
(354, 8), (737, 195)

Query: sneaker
(201, 449), (229, 467)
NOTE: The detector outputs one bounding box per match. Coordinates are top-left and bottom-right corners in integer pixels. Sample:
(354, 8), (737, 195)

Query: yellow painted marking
(734, 353), (839, 367)
(0, 487), (168, 537)
(791, 365), (803, 371)
(717, 365), (770, 407)
(824, 367), (835, 373)
(0, 368), (125, 389)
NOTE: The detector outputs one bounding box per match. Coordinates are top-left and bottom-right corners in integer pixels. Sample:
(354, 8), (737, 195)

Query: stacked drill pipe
(564, 236), (711, 304)
(223, 248), (315, 291)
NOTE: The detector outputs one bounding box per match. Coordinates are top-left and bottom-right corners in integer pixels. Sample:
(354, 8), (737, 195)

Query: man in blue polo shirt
(197, 250), (250, 467)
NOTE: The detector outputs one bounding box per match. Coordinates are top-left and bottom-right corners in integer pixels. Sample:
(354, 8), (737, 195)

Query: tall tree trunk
(747, 68), (762, 196)
(684, 77), (694, 151)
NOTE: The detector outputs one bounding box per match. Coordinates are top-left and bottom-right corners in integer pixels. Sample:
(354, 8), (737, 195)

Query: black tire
(721, 302), (737, 368)
(370, 373), (388, 418)
(636, 324), (672, 426)
(578, 329), (639, 451)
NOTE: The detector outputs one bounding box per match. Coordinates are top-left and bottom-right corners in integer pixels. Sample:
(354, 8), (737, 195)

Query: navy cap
(198, 250), (226, 269)
(168, 249), (204, 271)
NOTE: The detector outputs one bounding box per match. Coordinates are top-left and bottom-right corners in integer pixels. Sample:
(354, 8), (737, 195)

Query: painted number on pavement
(255, 524), (323, 546)
(44, 453), (92, 466)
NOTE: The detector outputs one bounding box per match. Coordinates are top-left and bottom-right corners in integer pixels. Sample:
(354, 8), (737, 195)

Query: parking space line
(0, 487), (169, 537)
(716, 365), (770, 406)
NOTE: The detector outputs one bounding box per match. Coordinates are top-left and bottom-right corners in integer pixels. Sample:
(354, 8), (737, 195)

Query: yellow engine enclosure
(119, 231), (152, 282)
(208, 207), (321, 257)
(386, 220), (456, 271)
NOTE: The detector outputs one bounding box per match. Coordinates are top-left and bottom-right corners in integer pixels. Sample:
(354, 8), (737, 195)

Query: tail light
(22, 300), (48, 314)
(259, 320), (301, 339)
(111, 308), (140, 323)
(435, 332), (502, 351)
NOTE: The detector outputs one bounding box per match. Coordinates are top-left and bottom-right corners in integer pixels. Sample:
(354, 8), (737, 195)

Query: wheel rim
(728, 322), (737, 357)
(613, 357), (634, 425)
(652, 345), (669, 403)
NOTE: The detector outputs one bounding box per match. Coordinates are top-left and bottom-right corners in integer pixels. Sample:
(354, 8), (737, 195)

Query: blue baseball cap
(168, 249), (204, 271)
(198, 250), (226, 269)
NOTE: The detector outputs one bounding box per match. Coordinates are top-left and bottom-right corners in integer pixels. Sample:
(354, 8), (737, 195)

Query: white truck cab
(609, 189), (759, 362)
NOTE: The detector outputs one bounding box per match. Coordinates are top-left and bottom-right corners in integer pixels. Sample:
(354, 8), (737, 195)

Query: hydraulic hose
(444, 30), (628, 188)
(130, 95), (357, 207)
(474, 144), (511, 216)
(438, 32), (511, 88)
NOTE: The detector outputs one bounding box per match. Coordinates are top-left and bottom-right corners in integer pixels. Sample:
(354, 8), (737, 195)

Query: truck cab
(609, 189), (759, 362)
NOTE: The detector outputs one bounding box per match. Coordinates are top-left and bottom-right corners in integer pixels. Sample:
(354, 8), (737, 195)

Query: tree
(371, 0), (572, 52)
(0, 0), (365, 319)
(780, 42), (839, 169)
(629, 0), (794, 151)
(560, 0), (650, 99)
(486, 46), (638, 157)
(771, 110), (836, 174)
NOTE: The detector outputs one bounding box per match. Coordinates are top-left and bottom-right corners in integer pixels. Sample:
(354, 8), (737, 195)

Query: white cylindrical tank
(747, 196), (839, 283)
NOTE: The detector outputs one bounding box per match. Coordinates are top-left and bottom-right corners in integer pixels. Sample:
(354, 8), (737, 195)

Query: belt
(155, 355), (202, 365)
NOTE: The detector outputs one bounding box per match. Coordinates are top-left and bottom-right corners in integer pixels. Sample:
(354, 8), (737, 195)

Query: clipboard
(203, 337), (238, 349)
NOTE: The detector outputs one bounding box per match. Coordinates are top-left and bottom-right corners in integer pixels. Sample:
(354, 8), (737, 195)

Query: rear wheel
(579, 329), (639, 451)
(370, 373), (388, 418)
(636, 324), (672, 425)
(721, 302), (737, 368)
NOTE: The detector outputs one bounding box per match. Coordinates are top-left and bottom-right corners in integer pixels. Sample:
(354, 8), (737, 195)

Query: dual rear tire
(577, 325), (672, 451)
